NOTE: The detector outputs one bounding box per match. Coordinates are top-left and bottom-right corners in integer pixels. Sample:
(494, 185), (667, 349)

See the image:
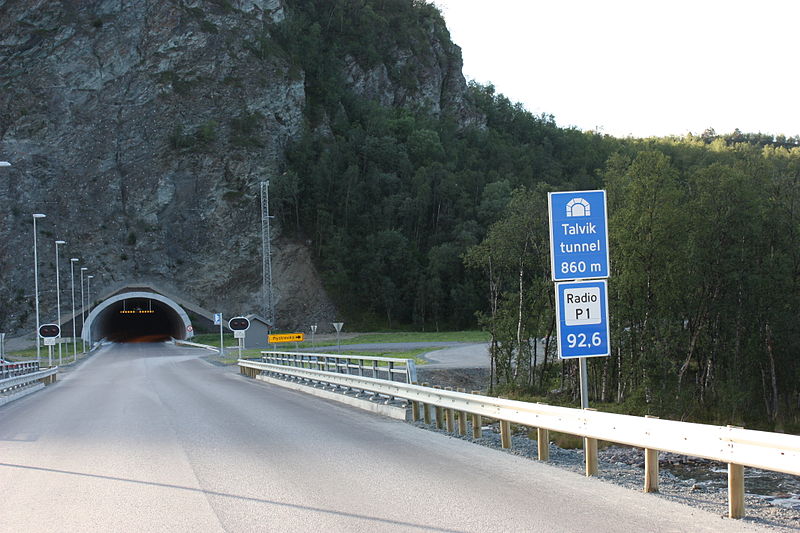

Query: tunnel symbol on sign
(566, 198), (591, 217)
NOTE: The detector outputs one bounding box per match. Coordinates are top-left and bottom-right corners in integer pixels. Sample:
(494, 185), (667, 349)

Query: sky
(434, 0), (799, 139)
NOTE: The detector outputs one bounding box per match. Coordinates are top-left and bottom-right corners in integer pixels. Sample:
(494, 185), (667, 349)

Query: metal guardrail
(0, 367), (58, 396)
(1, 361), (40, 380)
(260, 351), (417, 384)
(238, 359), (800, 520)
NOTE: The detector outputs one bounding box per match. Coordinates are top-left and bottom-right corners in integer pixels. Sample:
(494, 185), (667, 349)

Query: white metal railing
(260, 351), (417, 384)
(0, 367), (58, 396)
(238, 359), (800, 520)
(0, 361), (40, 380)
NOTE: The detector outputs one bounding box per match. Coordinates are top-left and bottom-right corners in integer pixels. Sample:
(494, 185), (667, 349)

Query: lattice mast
(260, 181), (275, 327)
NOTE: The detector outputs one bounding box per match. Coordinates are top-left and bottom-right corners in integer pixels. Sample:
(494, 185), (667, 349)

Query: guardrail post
(471, 391), (482, 438)
(728, 463), (745, 519)
(500, 420), (512, 449)
(727, 425), (745, 519)
(422, 382), (432, 424)
(410, 382), (420, 422)
(537, 428), (549, 461)
(433, 385), (444, 429)
(644, 415), (659, 493)
(584, 437), (598, 476)
(444, 388), (455, 433)
(584, 408), (599, 476)
(456, 388), (467, 436)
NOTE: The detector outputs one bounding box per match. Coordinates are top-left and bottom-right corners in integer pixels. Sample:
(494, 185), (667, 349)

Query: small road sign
(213, 313), (222, 326)
(268, 333), (305, 343)
(548, 190), (610, 281)
(228, 317), (250, 331)
(38, 324), (61, 338)
(555, 279), (610, 359)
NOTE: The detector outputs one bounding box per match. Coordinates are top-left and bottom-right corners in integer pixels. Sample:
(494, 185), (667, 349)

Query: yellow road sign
(268, 333), (305, 343)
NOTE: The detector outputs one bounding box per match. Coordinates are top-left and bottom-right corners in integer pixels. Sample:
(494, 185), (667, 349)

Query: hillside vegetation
(268, 1), (800, 429)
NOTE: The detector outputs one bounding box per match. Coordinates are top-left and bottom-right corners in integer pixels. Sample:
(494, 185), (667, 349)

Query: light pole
(70, 258), (78, 361)
(55, 240), (66, 365)
(80, 267), (87, 353)
(32, 213), (46, 362)
(87, 274), (94, 314)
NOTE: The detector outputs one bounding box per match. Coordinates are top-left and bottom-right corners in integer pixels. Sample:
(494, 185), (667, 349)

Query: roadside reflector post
(537, 428), (550, 461)
(500, 420), (512, 449)
(471, 391), (482, 438)
(644, 415), (659, 492)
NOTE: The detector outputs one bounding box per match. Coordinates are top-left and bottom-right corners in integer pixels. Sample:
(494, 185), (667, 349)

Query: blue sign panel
(548, 190), (610, 281)
(555, 280), (610, 359)
(214, 313), (222, 326)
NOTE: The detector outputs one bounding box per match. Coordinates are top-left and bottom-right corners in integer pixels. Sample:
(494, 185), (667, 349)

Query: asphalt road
(309, 342), (492, 368)
(0, 343), (770, 532)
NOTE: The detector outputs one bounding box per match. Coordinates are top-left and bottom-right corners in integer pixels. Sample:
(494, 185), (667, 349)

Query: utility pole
(260, 181), (275, 328)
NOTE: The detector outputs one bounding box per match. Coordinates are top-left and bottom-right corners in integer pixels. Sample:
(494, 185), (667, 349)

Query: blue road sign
(213, 313), (222, 326)
(555, 279), (610, 359)
(548, 190), (610, 281)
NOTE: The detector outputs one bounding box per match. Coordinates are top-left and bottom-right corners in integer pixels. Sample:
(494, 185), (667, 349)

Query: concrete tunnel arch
(82, 291), (194, 343)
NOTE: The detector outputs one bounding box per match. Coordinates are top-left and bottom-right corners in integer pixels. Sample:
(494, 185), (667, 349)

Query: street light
(0, 161), (10, 167)
(32, 213), (46, 363)
(80, 267), (87, 353)
(55, 240), (66, 365)
(70, 258), (78, 362)
(87, 275), (94, 314)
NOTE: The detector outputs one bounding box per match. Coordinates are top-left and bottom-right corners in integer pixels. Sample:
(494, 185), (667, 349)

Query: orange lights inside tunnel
(90, 296), (188, 343)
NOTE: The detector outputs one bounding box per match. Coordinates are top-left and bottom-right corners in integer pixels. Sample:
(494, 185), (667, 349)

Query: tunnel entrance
(82, 291), (193, 344)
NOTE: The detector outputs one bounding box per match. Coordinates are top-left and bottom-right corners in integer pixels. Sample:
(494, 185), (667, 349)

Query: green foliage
(265, 0), (800, 425)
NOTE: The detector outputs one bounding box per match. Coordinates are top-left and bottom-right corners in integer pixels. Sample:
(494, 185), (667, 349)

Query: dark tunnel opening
(92, 297), (187, 343)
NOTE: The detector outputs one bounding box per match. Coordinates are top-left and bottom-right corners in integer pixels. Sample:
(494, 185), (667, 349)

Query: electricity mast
(260, 181), (275, 328)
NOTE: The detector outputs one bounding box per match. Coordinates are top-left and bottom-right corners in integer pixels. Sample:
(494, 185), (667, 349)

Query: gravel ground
(413, 420), (800, 532)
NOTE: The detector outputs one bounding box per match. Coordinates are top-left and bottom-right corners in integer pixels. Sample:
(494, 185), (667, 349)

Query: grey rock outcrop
(0, 0), (475, 334)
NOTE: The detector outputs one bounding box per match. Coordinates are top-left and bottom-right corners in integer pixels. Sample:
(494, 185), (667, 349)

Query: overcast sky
(434, 0), (799, 138)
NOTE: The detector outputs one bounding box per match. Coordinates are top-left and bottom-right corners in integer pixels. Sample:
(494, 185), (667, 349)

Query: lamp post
(70, 258), (78, 362)
(80, 267), (87, 353)
(86, 275), (94, 351)
(55, 240), (66, 365)
(87, 274), (94, 314)
(32, 213), (46, 362)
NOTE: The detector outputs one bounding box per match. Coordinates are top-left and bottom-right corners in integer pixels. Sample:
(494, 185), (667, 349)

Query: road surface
(310, 341), (492, 368)
(0, 343), (770, 532)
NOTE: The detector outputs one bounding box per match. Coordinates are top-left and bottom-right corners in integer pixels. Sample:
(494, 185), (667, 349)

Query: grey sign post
(332, 322), (343, 353)
(214, 313), (223, 357)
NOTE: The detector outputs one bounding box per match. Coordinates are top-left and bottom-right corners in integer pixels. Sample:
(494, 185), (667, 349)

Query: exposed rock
(0, 0), (478, 335)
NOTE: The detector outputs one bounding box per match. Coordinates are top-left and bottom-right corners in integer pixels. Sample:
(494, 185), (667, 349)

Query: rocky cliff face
(0, 0), (473, 334)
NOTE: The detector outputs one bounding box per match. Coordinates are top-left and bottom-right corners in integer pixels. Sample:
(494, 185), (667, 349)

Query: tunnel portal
(82, 291), (193, 343)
